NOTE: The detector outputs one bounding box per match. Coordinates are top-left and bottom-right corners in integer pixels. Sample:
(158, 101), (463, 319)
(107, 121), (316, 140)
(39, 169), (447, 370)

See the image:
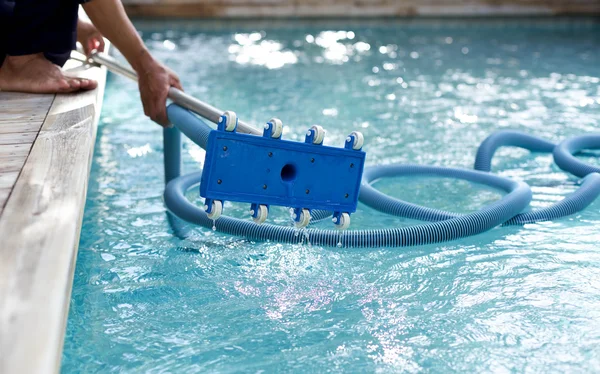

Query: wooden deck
(0, 58), (107, 373)
(0, 93), (54, 212)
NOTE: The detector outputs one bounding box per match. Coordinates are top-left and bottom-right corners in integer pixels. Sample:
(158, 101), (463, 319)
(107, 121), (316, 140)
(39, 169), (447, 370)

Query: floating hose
(503, 173), (600, 224)
(473, 130), (555, 172)
(359, 165), (517, 222)
(474, 131), (600, 225)
(553, 134), (600, 178)
(361, 131), (600, 227)
(164, 169), (531, 248)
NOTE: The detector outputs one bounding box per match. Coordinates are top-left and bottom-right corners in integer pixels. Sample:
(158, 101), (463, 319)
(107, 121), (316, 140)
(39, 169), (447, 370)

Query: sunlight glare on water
(62, 19), (600, 373)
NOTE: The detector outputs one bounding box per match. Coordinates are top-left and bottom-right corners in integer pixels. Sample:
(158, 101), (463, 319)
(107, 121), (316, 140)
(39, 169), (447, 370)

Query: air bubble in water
(303, 230), (311, 246)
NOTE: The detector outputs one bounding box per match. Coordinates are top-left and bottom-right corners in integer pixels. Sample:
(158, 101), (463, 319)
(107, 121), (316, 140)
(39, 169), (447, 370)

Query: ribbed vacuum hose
(473, 130), (555, 172)
(503, 173), (600, 224)
(366, 131), (600, 227)
(473, 131), (600, 225)
(360, 161), (600, 227)
(359, 165), (516, 222)
(553, 134), (600, 178)
(164, 170), (531, 248)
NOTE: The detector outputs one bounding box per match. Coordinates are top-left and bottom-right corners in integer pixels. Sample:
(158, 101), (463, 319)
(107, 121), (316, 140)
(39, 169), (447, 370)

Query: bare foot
(0, 53), (97, 94)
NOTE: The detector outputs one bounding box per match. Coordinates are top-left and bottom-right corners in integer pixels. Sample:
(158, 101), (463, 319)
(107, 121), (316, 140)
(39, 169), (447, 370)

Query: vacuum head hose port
(280, 164), (297, 182)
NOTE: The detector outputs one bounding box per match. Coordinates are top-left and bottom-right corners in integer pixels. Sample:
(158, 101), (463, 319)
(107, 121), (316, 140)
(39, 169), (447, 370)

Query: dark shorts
(0, 0), (86, 67)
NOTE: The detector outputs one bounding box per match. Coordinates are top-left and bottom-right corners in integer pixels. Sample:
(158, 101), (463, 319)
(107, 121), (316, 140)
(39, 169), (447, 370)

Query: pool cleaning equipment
(168, 105), (366, 229)
(162, 110), (532, 247)
(90, 51), (600, 248)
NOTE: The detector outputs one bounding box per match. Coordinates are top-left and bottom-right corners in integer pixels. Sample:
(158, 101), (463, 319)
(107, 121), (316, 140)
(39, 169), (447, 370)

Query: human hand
(77, 20), (105, 57)
(136, 55), (183, 127)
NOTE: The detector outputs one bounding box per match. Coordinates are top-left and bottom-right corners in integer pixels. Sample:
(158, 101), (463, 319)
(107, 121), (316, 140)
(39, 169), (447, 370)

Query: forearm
(82, 0), (152, 71)
(83, 0), (183, 126)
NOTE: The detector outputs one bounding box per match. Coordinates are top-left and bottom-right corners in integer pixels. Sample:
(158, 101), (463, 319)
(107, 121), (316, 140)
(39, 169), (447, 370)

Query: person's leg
(0, 0), (15, 67)
(41, 0), (79, 67)
(0, 0), (94, 93)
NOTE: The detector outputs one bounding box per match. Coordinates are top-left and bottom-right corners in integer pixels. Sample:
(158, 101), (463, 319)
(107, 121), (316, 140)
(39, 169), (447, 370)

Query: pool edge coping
(0, 56), (108, 374)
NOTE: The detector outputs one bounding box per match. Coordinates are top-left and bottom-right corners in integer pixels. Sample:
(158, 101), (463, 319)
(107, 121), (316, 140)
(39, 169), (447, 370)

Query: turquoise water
(62, 19), (600, 372)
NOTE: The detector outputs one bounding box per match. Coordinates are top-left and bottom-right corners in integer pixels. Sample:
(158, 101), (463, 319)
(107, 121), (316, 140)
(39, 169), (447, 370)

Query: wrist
(130, 48), (155, 74)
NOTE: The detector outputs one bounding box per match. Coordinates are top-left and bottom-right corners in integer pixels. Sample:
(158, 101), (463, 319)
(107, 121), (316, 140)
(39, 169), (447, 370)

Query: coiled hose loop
(474, 130), (555, 172)
(359, 132), (600, 226)
(164, 170), (532, 248)
(359, 165), (518, 222)
(553, 134), (600, 178)
(474, 131), (600, 225)
(502, 173), (600, 225)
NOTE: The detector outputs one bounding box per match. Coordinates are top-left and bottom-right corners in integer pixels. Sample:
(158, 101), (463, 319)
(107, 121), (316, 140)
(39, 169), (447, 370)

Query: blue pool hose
(553, 134), (600, 178)
(367, 130), (600, 226)
(164, 106), (599, 247)
(473, 131), (600, 225)
(362, 130), (600, 227)
(474, 130), (556, 172)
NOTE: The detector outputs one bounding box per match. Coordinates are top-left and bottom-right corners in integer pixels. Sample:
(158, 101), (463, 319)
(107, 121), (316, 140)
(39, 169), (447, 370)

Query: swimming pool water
(62, 19), (600, 372)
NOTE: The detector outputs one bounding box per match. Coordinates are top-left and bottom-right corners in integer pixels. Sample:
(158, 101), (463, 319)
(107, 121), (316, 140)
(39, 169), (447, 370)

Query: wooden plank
(0, 107), (50, 116)
(0, 157), (26, 173)
(0, 120), (45, 134)
(0, 97), (52, 129)
(0, 187), (10, 199)
(0, 92), (52, 102)
(0, 94), (53, 118)
(0, 143), (32, 159)
(0, 56), (107, 374)
(0, 102), (52, 111)
(0, 97), (53, 115)
(0, 171), (19, 189)
(0, 110), (49, 122)
(0, 132), (38, 145)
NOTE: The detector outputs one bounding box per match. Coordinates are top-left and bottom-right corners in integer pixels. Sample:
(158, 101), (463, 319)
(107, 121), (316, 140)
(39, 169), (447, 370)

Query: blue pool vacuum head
(200, 112), (366, 229)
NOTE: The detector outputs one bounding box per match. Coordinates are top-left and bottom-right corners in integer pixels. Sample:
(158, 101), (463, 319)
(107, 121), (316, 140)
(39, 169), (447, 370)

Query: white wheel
(252, 204), (268, 224)
(206, 200), (223, 220)
(349, 131), (364, 150)
(294, 208), (311, 228)
(310, 125), (325, 145)
(269, 118), (283, 139)
(335, 213), (351, 230)
(223, 111), (237, 132)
